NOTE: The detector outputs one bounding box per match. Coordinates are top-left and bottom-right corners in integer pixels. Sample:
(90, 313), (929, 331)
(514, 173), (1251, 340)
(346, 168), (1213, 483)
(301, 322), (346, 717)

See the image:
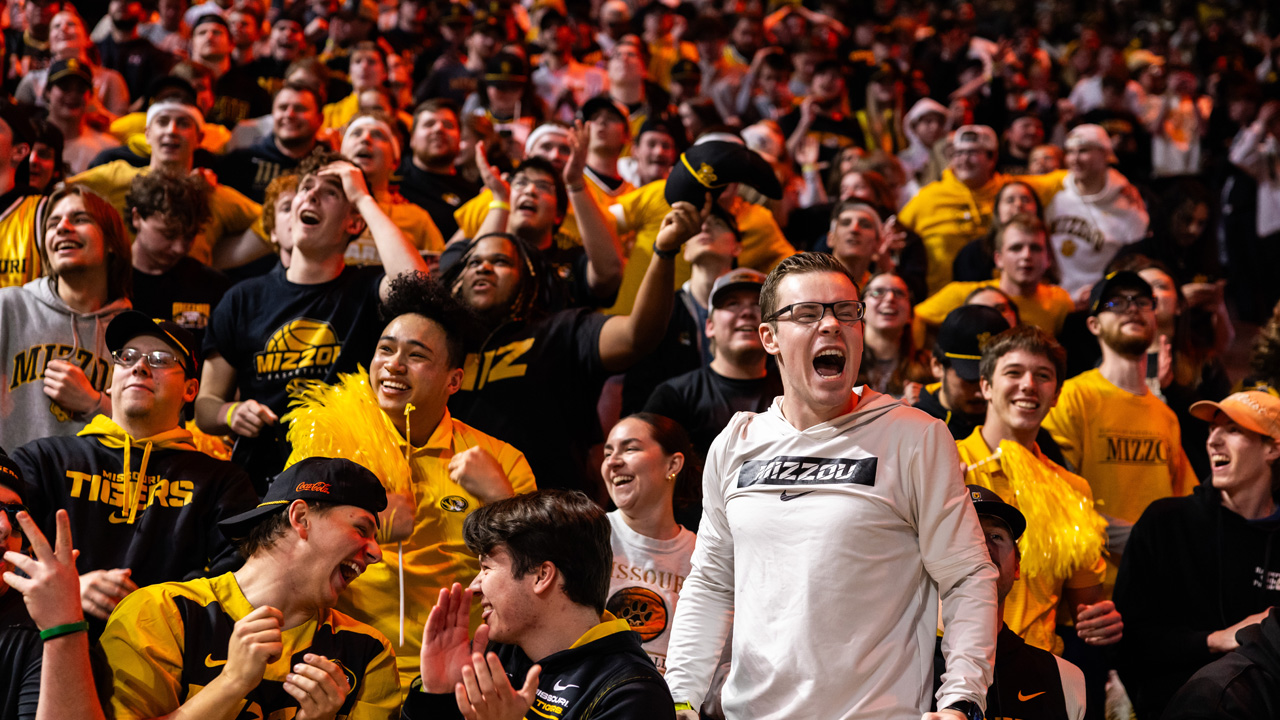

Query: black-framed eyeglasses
(111, 348), (182, 370)
(0, 502), (28, 546)
(768, 301), (866, 325)
(865, 287), (909, 300)
(1098, 295), (1155, 314)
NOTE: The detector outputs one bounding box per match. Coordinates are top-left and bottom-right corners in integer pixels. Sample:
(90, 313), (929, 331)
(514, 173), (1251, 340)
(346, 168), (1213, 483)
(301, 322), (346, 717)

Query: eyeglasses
(112, 348), (182, 370)
(865, 287), (909, 300)
(511, 176), (556, 195)
(1, 502), (28, 525)
(1098, 295), (1155, 314)
(769, 301), (865, 325)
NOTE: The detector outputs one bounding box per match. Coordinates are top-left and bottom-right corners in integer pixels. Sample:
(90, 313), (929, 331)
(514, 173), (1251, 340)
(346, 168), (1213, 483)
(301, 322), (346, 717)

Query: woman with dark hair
(601, 412), (700, 674)
(951, 179), (1046, 282)
(857, 273), (931, 403)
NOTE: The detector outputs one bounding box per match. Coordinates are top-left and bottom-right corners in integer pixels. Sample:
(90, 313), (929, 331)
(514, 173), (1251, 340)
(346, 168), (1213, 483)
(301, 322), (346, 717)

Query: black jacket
(1163, 609), (1280, 720)
(1115, 485), (1280, 720)
(0, 591), (39, 720)
(402, 621), (675, 720)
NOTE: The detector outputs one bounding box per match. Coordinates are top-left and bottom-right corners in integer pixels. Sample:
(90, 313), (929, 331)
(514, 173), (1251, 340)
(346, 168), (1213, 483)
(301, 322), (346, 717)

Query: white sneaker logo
(553, 680), (579, 692)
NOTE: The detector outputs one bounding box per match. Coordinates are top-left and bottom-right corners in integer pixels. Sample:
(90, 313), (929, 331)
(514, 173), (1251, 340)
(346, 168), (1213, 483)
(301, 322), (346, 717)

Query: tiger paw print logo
(254, 319), (342, 378)
(606, 587), (668, 642)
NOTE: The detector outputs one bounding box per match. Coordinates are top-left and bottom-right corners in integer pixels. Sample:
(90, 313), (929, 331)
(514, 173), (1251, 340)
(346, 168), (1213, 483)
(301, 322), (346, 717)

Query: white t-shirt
(606, 511), (696, 674)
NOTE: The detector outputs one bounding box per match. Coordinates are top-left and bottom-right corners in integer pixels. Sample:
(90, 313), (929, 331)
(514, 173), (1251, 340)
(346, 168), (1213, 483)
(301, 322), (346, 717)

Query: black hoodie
(1164, 608), (1280, 720)
(1114, 483), (1280, 719)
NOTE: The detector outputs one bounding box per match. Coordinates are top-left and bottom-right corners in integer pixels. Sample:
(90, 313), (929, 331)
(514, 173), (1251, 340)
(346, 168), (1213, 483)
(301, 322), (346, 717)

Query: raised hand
(78, 568), (139, 620)
(448, 447), (515, 505)
(455, 651), (539, 720)
(422, 583), (483, 693)
(655, 197), (713, 255)
(222, 605), (285, 695)
(3, 509), (84, 630)
(475, 141), (510, 204)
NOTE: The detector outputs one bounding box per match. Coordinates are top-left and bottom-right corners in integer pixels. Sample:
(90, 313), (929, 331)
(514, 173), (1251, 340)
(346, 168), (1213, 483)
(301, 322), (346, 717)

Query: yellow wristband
(225, 402), (241, 427)
(488, 200), (510, 211)
(674, 702), (693, 711)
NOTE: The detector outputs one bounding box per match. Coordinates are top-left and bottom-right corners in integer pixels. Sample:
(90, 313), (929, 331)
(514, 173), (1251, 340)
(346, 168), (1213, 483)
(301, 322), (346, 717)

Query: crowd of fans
(1, 0), (1279, 717)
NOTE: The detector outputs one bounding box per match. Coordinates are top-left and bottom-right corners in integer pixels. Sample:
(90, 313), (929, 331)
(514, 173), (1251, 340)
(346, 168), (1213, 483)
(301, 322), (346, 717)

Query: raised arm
(472, 141), (511, 242)
(598, 199), (708, 372)
(564, 121), (624, 301)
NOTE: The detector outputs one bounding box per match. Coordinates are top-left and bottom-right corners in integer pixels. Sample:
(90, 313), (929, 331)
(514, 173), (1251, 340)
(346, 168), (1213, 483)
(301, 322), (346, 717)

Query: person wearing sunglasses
(11, 311), (256, 629)
(665, 252), (998, 720)
(1044, 271), (1196, 584)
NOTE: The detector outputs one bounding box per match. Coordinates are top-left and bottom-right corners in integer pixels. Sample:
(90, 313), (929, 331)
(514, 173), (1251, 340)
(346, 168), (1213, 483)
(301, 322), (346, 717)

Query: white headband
(345, 115), (401, 166)
(524, 123), (571, 154)
(146, 100), (205, 134)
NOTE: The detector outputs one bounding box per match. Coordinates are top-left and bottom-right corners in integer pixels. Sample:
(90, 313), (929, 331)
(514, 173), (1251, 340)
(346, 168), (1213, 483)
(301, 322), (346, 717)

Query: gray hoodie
(0, 277), (130, 450)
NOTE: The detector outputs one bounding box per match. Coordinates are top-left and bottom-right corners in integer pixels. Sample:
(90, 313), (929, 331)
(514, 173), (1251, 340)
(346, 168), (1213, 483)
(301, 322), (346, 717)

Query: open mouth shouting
(813, 348), (847, 379)
(297, 207), (322, 226)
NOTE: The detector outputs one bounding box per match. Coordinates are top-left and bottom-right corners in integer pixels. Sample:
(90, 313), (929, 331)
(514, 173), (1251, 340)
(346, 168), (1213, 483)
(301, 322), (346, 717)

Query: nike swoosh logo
(1018, 691), (1046, 701)
(552, 681), (578, 691)
(205, 654), (227, 668)
(779, 490), (815, 501)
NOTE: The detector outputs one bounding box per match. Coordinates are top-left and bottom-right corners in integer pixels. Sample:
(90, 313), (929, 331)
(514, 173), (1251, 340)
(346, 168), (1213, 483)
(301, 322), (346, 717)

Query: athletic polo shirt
(101, 572), (400, 720)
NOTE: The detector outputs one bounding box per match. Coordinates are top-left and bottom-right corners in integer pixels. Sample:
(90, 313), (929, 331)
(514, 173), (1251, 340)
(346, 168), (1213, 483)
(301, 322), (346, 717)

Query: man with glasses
(12, 312), (256, 627)
(1044, 271), (1195, 582)
(665, 252), (998, 720)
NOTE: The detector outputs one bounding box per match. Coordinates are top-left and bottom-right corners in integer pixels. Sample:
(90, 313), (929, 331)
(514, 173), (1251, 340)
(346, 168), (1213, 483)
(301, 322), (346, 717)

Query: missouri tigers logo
(440, 496), (469, 512)
(607, 587), (668, 642)
(254, 319), (342, 379)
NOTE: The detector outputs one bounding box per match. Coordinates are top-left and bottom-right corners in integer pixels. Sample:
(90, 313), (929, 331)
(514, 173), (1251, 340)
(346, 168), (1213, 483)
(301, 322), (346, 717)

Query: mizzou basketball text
(254, 319), (343, 378)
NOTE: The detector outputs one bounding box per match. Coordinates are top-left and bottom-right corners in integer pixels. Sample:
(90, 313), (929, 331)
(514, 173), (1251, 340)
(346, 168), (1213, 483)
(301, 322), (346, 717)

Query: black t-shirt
(204, 264), (385, 486)
(96, 35), (174, 100)
(395, 161), (480, 239)
(216, 134), (308, 203)
(209, 65), (272, 128)
(132, 257), (232, 351)
(1080, 108), (1153, 183)
(415, 55), (478, 107)
(644, 365), (783, 460)
(0, 590), (39, 720)
(448, 309), (610, 495)
(620, 288), (706, 416)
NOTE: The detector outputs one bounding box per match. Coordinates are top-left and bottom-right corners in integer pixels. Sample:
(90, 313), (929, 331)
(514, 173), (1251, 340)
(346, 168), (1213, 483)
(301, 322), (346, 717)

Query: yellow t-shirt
(1042, 368), (1196, 527)
(605, 181), (796, 315)
(101, 572), (401, 720)
(0, 195), (45, 288)
(957, 428), (1107, 654)
(69, 161), (262, 266)
(343, 194), (445, 266)
(323, 92), (415, 131)
(336, 410), (536, 694)
(912, 278), (1074, 346)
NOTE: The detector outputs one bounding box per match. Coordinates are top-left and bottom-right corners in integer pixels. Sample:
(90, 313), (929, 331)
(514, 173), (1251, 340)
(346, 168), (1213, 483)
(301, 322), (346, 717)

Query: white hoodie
(664, 389), (998, 719)
(1044, 168), (1149, 296)
(0, 277), (131, 450)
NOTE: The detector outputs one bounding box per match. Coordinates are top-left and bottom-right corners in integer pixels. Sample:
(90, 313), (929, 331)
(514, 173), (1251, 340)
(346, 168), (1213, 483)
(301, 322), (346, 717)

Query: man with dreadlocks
(281, 272), (536, 696)
(442, 198), (711, 496)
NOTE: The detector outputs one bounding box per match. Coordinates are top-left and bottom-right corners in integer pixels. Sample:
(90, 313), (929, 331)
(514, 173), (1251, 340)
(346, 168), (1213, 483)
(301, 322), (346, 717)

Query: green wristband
(40, 621), (89, 641)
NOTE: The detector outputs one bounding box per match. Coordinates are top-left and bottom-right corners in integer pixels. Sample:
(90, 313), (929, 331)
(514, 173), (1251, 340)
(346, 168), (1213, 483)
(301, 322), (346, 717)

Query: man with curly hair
(128, 170), (229, 350)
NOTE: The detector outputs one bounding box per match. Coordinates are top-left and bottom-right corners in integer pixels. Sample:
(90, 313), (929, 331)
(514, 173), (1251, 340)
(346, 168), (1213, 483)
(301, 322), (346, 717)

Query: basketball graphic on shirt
(255, 318), (343, 377)
(607, 587), (668, 642)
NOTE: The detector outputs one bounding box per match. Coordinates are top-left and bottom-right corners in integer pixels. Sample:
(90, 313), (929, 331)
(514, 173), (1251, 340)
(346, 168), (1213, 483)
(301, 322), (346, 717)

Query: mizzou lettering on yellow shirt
(460, 338), (534, 390)
(0, 195), (46, 288)
(253, 318), (343, 378)
(66, 468), (194, 514)
(10, 343), (111, 391)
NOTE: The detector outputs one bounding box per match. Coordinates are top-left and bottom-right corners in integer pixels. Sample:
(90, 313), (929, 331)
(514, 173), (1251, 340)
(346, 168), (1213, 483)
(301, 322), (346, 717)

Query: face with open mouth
(980, 348), (1059, 438)
(761, 271), (864, 415)
(43, 194), (107, 274)
(601, 417), (681, 515)
(341, 123), (395, 181)
(862, 274), (911, 333)
(305, 503), (382, 605)
(291, 167), (360, 250)
(145, 109), (201, 166)
(370, 313), (463, 434)
(506, 169), (559, 235)
(468, 544), (537, 644)
(1205, 414), (1279, 496)
(456, 235), (522, 316)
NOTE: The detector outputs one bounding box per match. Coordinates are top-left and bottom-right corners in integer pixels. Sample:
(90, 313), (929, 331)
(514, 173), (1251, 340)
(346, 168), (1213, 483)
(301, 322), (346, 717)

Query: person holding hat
(339, 110), (446, 266)
(1114, 390), (1280, 719)
(532, 10), (607, 123)
(98, 456), (400, 719)
(69, 99), (263, 268)
(11, 310), (257, 627)
(645, 266), (782, 459)
(916, 304), (1011, 439)
(1044, 270), (1195, 576)
(0, 102), (50, 289)
(44, 57), (121, 174)
(956, 325), (1116, 658)
(0, 184), (133, 451)
(665, 251), (999, 720)
(1039, 123), (1149, 299)
(938, 486), (1088, 720)
(617, 113), (679, 187)
(190, 13), (272, 127)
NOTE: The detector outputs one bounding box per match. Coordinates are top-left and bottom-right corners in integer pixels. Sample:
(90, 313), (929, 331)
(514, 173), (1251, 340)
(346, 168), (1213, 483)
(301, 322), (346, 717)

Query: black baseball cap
(219, 457), (388, 539)
(670, 58), (701, 83)
(484, 52), (528, 84)
(580, 94), (630, 129)
(0, 101), (35, 147)
(934, 305), (1011, 382)
(105, 311), (200, 377)
(191, 13), (231, 34)
(665, 139), (783, 208)
(48, 57), (93, 88)
(0, 450), (23, 494)
(1087, 270), (1154, 316)
(966, 484), (1026, 540)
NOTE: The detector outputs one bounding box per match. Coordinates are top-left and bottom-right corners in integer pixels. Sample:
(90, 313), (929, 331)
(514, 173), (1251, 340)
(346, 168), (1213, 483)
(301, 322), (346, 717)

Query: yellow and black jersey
(101, 572), (401, 720)
(0, 191), (45, 288)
